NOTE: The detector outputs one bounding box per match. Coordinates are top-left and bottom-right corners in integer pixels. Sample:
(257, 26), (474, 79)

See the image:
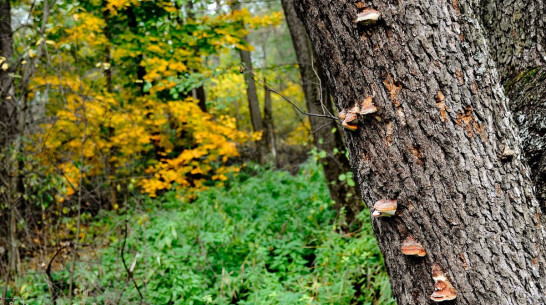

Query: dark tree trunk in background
(281, 0), (362, 223)
(263, 84), (277, 160)
(127, 6), (146, 93)
(295, 0), (546, 304)
(187, 0), (208, 113)
(239, 45), (264, 134)
(194, 86), (207, 112)
(261, 39), (277, 162)
(232, 2), (267, 163)
(101, 0), (113, 93)
(101, 0), (121, 208)
(479, 0), (546, 208)
(240, 38), (267, 162)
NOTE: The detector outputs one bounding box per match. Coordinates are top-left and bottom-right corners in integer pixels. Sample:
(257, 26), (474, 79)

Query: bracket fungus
(430, 264), (457, 302)
(401, 236), (426, 257)
(372, 199), (397, 217)
(345, 107), (359, 124)
(355, 8), (380, 25)
(359, 96), (377, 115)
(338, 109), (347, 121)
(339, 97), (377, 131)
(342, 120), (359, 131)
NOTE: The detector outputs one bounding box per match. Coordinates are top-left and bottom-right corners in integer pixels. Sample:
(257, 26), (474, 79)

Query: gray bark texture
(510, 67), (546, 210)
(479, 0), (546, 209)
(281, 0), (363, 222)
(478, 0), (545, 83)
(294, 0), (546, 304)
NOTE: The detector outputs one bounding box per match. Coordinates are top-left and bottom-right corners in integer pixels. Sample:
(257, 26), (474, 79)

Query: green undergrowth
(6, 160), (394, 304)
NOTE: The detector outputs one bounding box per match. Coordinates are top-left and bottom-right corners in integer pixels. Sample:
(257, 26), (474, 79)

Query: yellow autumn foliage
(26, 1), (282, 202)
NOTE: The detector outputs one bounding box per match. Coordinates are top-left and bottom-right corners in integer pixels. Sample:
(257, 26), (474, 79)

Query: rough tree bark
(0, 0), (20, 284)
(281, 0), (363, 222)
(479, 0), (546, 208)
(478, 0), (545, 83)
(0, 0), (14, 146)
(295, 0), (546, 304)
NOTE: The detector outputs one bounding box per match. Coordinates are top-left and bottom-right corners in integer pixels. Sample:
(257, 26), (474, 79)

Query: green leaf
(143, 81), (152, 93)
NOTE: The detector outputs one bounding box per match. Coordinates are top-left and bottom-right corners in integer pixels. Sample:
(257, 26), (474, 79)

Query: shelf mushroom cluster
(338, 97), (377, 131)
(401, 236), (426, 257)
(372, 197), (456, 301)
(430, 264), (457, 302)
(355, 8), (381, 25)
(372, 198), (397, 217)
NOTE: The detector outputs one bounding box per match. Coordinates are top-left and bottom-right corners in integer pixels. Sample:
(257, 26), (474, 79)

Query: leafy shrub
(5, 159), (394, 304)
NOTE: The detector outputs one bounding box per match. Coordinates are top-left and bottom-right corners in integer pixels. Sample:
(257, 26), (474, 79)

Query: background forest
(0, 0), (394, 304)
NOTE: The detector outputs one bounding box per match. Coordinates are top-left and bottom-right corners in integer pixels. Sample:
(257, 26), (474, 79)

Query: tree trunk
(239, 45), (264, 134)
(478, 0), (545, 83)
(127, 6), (146, 93)
(232, 2), (266, 162)
(281, 0), (363, 223)
(0, 0), (14, 145)
(479, 0), (546, 209)
(261, 37), (277, 162)
(509, 67), (546, 210)
(187, 0), (208, 113)
(295, 1), (546, 304)
(263, 82), (277, 161)
(101, 0), (113, 93)
(101, 0), (119, 209)
(0, 0), (20, 284)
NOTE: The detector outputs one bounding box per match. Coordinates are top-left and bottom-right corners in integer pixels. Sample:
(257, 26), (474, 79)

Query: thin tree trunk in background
(232, 1), (266, 162)
(239, 46), (264, 134)
(102, 0), (118, 208)
(187, 0), (208, 113)
(101, 0), (113, 93)
(127, 6), (146, 93)
(263, 81), (277, 160)
(479, 0), (546, 208)
(194, 86), (207, 112)
(262, 37), (277, 162)
(295, 0), (546, 303)
(282, 0), (362, 223)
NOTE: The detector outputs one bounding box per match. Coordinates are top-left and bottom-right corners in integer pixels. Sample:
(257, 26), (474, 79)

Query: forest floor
(3, 159), (394, 305)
